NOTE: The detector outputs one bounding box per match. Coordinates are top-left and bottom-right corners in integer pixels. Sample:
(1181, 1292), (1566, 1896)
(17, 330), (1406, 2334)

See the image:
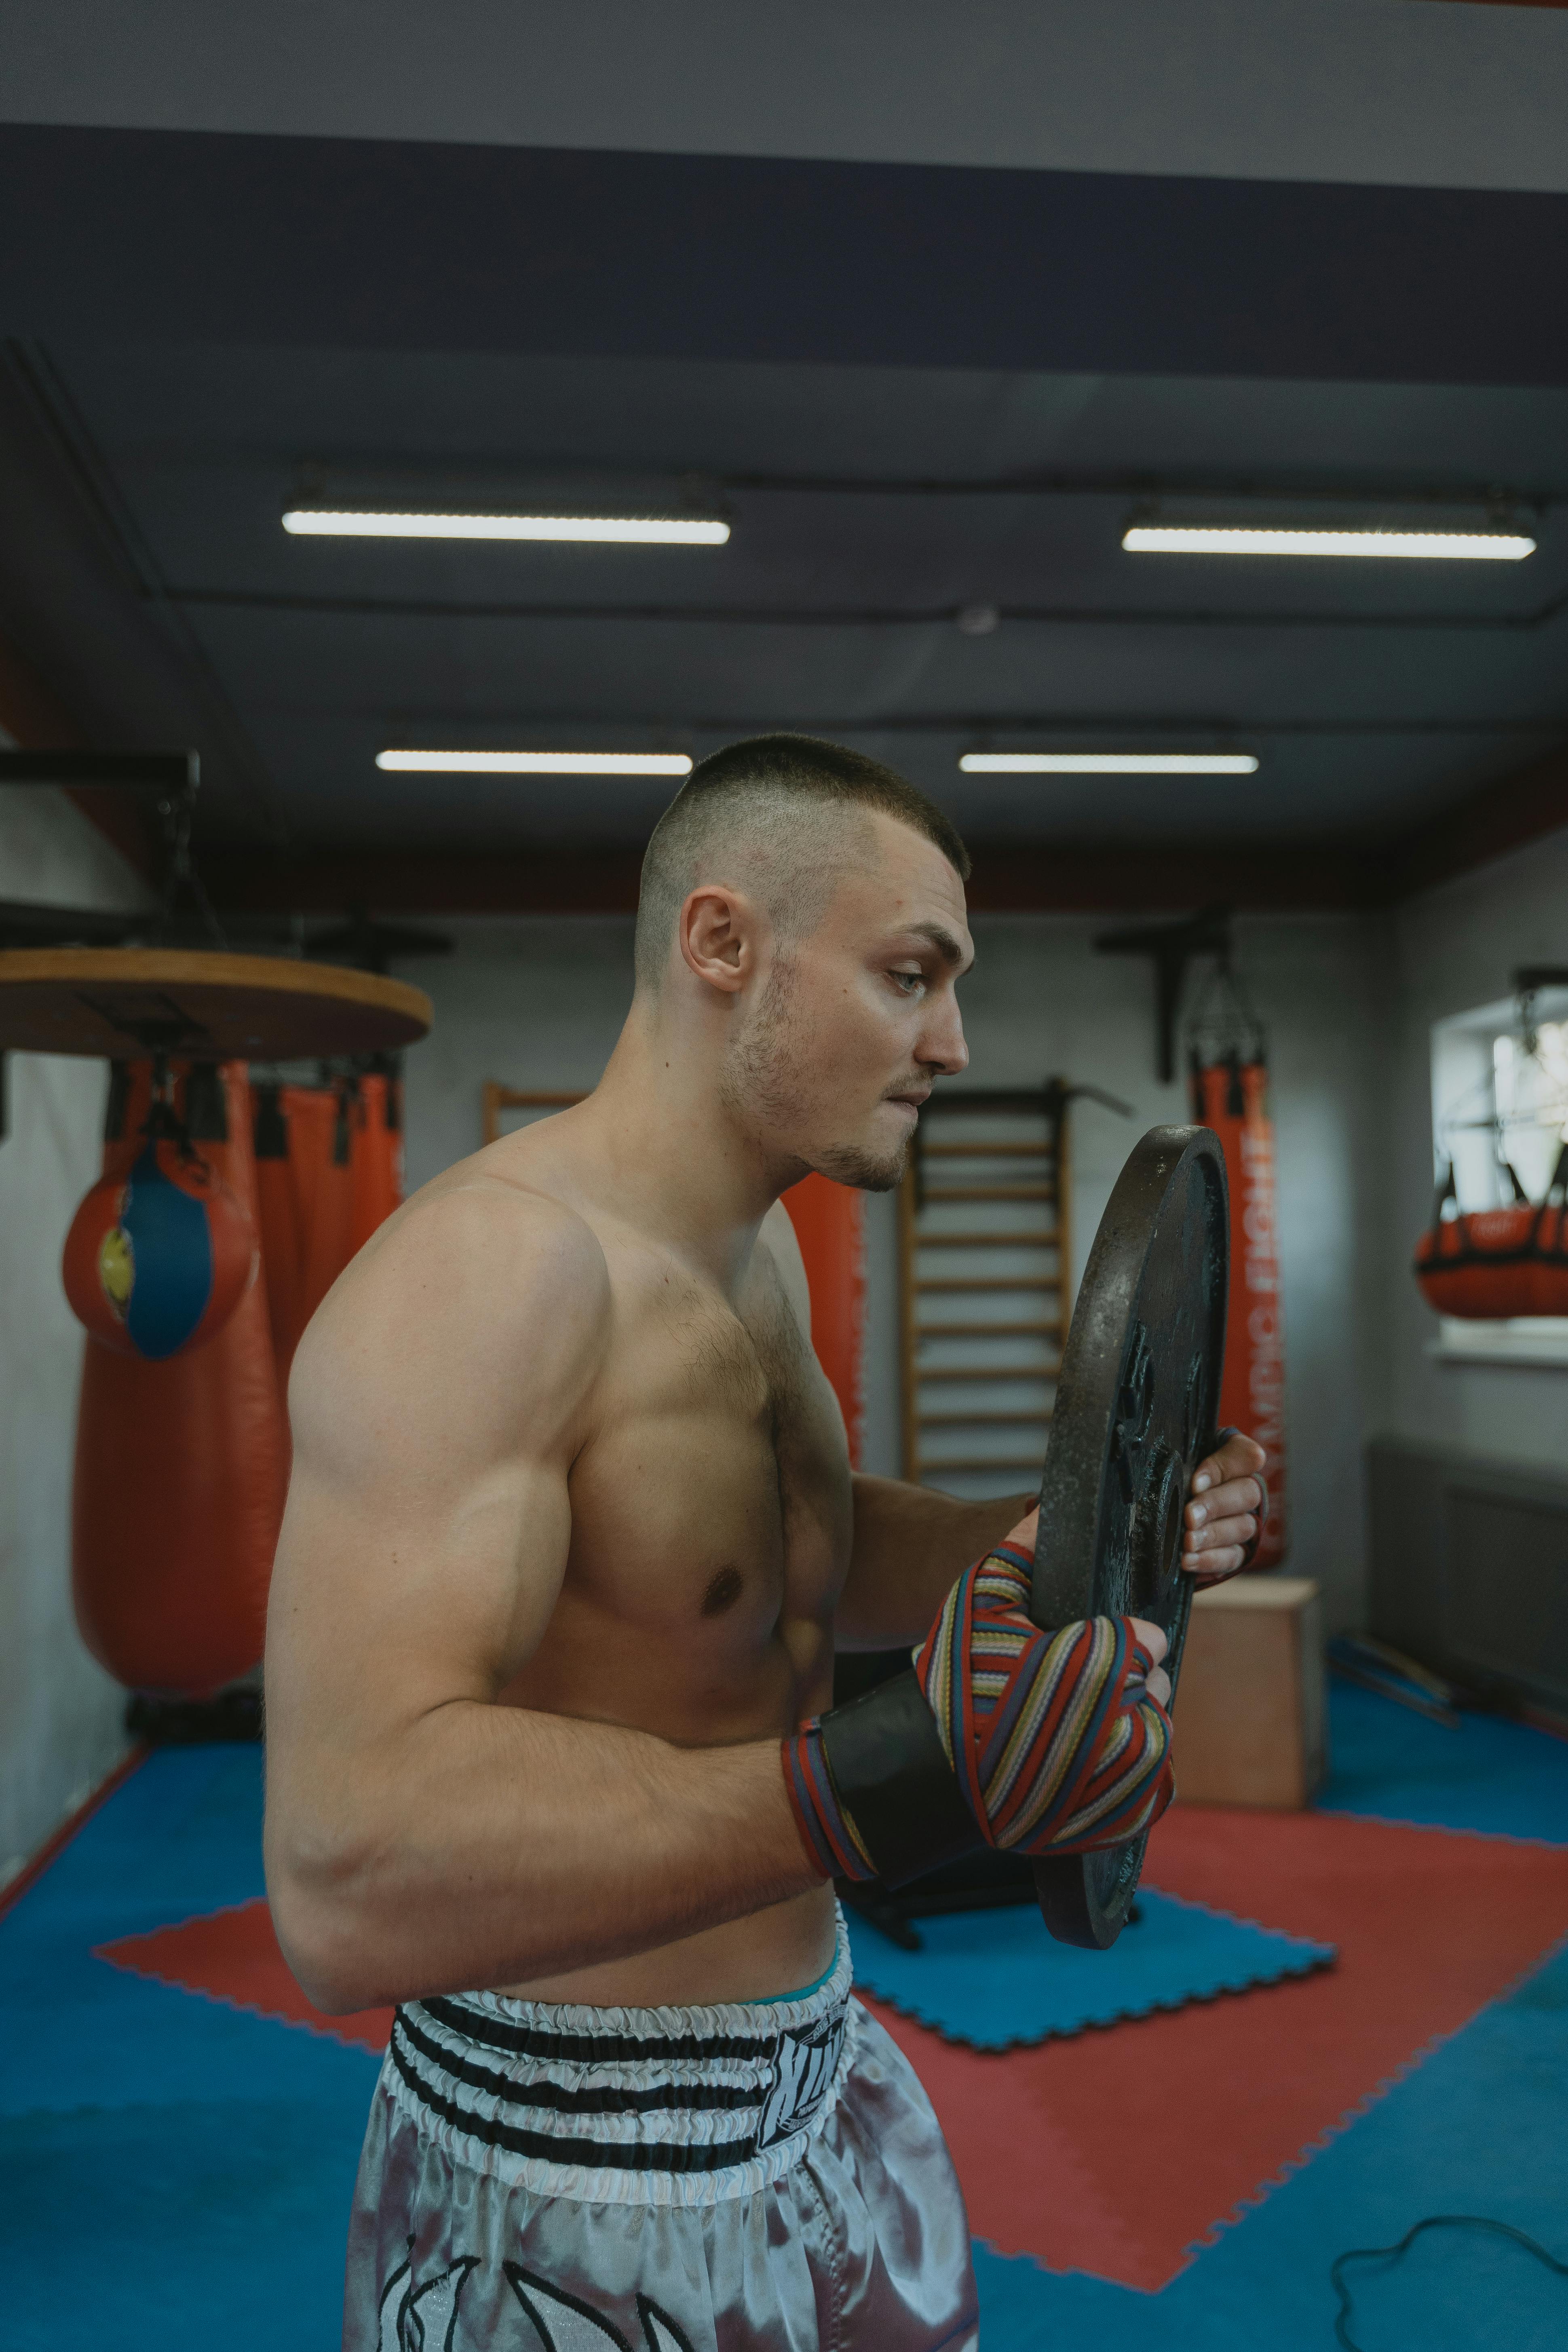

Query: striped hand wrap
(782, 1541), (1174, 1881)
(912, 1541), (1175, 1856)
(783, 1716), (879, 1882)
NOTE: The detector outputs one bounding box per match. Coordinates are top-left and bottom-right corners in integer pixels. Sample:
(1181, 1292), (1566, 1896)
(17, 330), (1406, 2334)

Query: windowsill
(1429, 1323), (1568, 1371)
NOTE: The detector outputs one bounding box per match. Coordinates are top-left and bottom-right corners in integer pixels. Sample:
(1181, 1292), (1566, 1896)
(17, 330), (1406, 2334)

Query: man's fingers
(1128, 1616), (1168, 1668)
(1185, 1524), (1260, 1580)
(1186, 1476), (1263, 1532)
(1190, 1432), (1266, 1496)
(1183, 1546), (1249, 1587)
(1004, 1505), (1039, 1553)
(1128, 1623), (1171, 1706)
(1182, 1512), (1258, 1562)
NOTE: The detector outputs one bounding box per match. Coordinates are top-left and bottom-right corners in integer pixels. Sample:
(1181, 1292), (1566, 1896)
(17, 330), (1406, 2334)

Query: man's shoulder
(304, 1172), (614, 1387)
(427, 1167), (608, 1263)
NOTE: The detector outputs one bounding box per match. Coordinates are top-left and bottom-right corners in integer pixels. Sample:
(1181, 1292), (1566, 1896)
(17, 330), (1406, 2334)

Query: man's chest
(564, 1249), (853, 1643)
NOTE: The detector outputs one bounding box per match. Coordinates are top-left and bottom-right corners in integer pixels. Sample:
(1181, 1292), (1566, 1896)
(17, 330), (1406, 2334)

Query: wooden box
(1173, 1575), (1326, 1809)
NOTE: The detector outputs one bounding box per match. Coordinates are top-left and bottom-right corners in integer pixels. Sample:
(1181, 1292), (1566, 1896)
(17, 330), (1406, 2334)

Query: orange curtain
(348, 1068), (404, 1255)
(251, 1083), (303, 1383)
(782, 1172), (866, 1467)
(286, 1083), (354, 1352)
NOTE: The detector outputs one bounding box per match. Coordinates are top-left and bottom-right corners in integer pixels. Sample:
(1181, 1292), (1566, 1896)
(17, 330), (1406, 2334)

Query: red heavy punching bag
(1192, 1058), (1288, 1568)
(72, 1060), (290, 1695)
(782, 1172), (866, 1466)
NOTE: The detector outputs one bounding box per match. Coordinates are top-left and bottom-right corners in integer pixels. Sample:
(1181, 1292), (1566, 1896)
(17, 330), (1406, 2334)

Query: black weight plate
(1030, 1125), (1229, 1950)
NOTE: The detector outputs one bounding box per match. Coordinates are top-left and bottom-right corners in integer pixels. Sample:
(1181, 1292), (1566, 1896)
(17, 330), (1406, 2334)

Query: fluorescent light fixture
(960, 751), (1259, 776)
(376, 750), (693, 776)
(285, 509), (729, 545)
(1123, 524), (1534, 561)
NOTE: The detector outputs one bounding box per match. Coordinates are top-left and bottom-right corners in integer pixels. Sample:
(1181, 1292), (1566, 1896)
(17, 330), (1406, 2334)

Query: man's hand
(1002, 1432), (1268, 1605)
(1182, 1431), (1268, 1588)
(997, 1503), (1173, 1708)
(787, 1534), (1176, 1879)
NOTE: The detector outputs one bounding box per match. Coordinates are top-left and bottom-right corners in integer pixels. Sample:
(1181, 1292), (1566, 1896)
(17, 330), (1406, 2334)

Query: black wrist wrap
(816, 1668), (986, 1888)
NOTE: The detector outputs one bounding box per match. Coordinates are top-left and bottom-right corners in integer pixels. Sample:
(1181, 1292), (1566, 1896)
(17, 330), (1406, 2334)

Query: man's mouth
(886, 1089), (931, 1117)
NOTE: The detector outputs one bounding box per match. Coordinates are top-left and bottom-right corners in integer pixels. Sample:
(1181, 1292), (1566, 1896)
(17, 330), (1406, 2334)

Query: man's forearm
(266, 1704), (818, 2012)
(836, 1472), (1034, 1649)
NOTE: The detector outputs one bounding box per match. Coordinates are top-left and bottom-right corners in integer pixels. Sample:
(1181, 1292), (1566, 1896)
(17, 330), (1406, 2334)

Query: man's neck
(574, 996), (796, 1290)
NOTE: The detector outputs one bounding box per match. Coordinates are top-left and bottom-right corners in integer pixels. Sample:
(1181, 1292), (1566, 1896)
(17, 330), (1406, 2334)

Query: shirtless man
(264, 735), (1266, 2352)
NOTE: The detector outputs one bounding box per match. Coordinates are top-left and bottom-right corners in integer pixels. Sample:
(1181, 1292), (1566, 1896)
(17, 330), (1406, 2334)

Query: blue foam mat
(1319, 1681), (1568, 1845)
(0, 1747), (379, 2352)
(845, 1889), (1334, 2048)
(5, 1706), (1568, 2350)
(972, 1930), (1568, 2350)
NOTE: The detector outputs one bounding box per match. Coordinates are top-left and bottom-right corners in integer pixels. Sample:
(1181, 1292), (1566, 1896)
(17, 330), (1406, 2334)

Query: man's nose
(919, 998), (969, 1078)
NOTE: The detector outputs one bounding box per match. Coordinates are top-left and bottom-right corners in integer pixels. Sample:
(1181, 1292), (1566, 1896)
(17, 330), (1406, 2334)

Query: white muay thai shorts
(344, 1917), (977, 2351)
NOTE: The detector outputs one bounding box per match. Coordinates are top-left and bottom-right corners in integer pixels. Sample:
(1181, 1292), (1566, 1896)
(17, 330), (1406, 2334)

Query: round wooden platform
(0, 949), (432, 1061)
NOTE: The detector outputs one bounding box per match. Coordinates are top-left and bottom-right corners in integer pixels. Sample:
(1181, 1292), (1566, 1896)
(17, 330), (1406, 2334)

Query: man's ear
(679, 885), (762, 995)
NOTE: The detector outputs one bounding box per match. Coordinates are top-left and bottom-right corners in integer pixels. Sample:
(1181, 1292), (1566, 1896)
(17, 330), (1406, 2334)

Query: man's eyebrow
(907, 920), (971, 969)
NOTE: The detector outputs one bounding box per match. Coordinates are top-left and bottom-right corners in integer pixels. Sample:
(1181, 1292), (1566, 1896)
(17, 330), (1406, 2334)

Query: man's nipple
(701, 1565), (745, 1619)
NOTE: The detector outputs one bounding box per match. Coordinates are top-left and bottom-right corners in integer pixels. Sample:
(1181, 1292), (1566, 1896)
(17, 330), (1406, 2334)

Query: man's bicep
(268, 1447), (571, 1724)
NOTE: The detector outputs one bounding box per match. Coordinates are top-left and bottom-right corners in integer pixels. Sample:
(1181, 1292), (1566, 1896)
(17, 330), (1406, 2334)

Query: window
(1428, 989), (1568, 1368)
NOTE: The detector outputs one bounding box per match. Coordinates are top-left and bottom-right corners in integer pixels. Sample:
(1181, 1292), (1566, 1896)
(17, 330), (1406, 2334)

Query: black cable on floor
(1331, 2215), (1568, 2349)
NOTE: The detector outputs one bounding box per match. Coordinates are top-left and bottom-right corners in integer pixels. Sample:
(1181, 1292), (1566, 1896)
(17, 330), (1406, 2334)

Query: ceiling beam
(201, 837), (1391, 919)
(966, 842), (1392, 913)
(0, 630), (160, 883)
(203, 846), (647, 918)
(1391, 739), (1568, 897)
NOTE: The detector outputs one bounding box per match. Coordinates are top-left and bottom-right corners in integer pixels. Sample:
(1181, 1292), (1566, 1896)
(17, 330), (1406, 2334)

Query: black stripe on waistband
(389, 2026), (764, 2174)
(417, 1994), (821, 2067)
(395, 2006), (763, 2118)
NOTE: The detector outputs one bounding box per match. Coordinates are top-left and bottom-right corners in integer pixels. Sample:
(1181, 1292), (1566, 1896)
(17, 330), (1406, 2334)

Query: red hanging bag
(72, 1060), (289, 1696)
(1414, 1149), (1568, 1320)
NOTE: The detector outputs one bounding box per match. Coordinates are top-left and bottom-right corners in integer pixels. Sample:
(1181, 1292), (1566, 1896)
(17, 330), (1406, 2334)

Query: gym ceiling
(1, 0), (1567, 916)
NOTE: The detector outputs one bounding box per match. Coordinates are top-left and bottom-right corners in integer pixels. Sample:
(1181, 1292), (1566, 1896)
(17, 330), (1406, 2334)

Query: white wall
(0, 784), (149, 1884)
(398, 904), (1391, 1634)
(1384, 823), (1568, 1473)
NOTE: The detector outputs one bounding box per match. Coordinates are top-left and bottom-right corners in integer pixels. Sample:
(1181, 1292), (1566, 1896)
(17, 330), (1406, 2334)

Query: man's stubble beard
(720, 959), (910, 1195)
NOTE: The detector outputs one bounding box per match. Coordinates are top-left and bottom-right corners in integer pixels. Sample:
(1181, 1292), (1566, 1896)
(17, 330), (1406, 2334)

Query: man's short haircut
(634, 733), (970, 991)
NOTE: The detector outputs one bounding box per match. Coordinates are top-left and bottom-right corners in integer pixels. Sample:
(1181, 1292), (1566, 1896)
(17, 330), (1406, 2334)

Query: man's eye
(891, 969), (925, 995)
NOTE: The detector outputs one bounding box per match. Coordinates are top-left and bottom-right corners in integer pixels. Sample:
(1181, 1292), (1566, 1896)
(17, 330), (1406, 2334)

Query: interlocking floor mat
(859, 1803), (1568, 2294)
(844, 1888), (1334, 2048)
(1319, 1679), (1568, 1844)
(6, 1687), (1568, 2350)
(0, 1748), (376, 2352)
(99, 1896), (394, 2053)
(967, 1928), (1568, 2351)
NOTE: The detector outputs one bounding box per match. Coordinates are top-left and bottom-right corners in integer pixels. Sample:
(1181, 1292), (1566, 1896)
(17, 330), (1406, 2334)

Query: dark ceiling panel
(2, 145), (1568, 895)
(4, 125), (1568, 384)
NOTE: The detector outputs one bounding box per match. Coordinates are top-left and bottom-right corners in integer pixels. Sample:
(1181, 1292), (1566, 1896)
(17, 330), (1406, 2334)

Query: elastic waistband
(381, 1917), (856, 2208)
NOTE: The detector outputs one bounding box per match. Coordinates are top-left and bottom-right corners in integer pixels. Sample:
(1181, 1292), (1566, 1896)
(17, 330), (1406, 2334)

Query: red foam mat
(859, 1805), (1568, 2292)
(97, 1896), (394, 2054)
(97, 1812), (1568, 2296)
